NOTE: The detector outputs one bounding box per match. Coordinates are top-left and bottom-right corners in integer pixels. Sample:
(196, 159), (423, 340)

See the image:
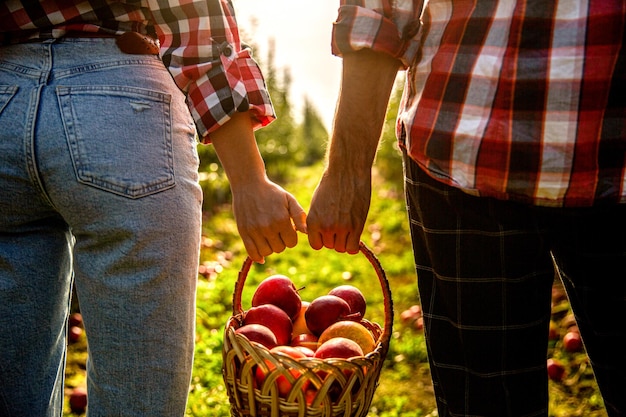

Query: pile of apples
(233, 274), (379, 398)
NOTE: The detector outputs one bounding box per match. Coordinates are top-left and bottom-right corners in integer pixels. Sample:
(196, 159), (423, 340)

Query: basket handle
(231, 241), (394, 351)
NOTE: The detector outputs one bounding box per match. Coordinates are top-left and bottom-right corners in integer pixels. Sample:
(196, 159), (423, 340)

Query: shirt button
(221, 43), (233, 57)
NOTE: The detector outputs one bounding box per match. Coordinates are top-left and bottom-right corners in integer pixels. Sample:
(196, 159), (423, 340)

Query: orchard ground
(62, 165), (608, 417)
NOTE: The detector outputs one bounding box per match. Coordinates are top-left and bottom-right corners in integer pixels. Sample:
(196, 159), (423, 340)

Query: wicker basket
(222, 242), (393, 417)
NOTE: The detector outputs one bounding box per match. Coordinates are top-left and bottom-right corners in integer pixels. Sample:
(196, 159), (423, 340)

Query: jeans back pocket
(0, 85), (18, 115)
(57, 85), (175, 199)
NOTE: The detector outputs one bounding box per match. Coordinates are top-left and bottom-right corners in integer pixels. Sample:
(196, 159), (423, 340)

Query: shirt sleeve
(331, 0), (424, 68)
(146, 0), (275, 142)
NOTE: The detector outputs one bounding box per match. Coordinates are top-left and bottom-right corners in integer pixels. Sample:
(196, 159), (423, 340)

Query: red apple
(69, 326), (83, 343)
(255, 345), (308, 397)
(305, 295), (352, 336)
(293, 345), (316, 357)
(69, 312), (83, 327)
(243, 304), (293, 346)
(328, 285), (367, 321)
(235, 323), (278, 349)
(400, 305), (422, 324)
(252, 275), (302, 319)
(314, 337), (364, 360)
(563, 331), (583, 352)
(414, 316), (424, 330)
(547, 358), (566, 382)
(69, 386), (88, 413)
(291, 333), (319, 352)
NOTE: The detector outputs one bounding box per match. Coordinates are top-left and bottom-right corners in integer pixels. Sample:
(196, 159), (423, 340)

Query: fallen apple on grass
(547, 358), (566, 382)
(563, 331), (583, 352)
(69, 326), (83, 343)
(69, 386), (88, 414)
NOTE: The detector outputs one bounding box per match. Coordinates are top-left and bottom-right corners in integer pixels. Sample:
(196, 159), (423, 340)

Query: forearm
(208, 111), (307, 262)
(326, 49), (401, 176)
(307, 49), (401, 253)
(209, 111), (267, 189)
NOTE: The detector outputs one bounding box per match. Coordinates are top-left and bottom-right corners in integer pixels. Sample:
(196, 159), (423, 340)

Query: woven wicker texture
(222, 242), (393, 417)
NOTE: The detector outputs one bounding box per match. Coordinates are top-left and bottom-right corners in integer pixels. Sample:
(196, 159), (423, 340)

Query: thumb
(287, 194), (308, 233)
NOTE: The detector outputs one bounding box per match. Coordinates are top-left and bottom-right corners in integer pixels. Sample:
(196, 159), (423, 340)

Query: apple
(69, 326), (83, 343)
(69, 312), (83, 327)
(69, 386), (88, 413)
(305, 295), (353, 336)
(318, 321), (376, 355)
(252, 275), (302, 319)
(547, 358), (566, 382)
(328, 285), (367, 321)
(293, 345), (316, 357)
(314, 337), (364, 360)
(400, 305), (422, 324)
(243, 304), (293, 346)
(291, 301), (313, 337)
(235, 323), (278, 349)
(414, 316), (424, 330)
(255, 345), (308, 397)
(305, 387), (322, 407)
(563, 331), (583, 352)
(291, 333), (319, 352)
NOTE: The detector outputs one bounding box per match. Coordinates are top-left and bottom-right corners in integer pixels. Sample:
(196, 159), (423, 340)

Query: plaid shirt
(0, 0), (275, 141)
(333, 0), (626, 207)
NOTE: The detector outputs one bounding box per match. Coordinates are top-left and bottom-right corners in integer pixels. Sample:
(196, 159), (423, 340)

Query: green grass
(63, 164), (607, 417)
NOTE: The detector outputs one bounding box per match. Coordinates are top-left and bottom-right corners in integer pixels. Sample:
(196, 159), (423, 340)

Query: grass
(62, 164), (607, 417)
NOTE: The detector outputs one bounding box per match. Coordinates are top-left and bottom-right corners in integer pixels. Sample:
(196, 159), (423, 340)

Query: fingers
(241, 235), (265, 264)
(288, 195), (308, 235)
(240, 194), (306, 263)
(306, 224), (361, 254)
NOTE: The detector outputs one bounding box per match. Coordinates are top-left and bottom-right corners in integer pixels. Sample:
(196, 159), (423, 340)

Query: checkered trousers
(403, 153), (626, 416)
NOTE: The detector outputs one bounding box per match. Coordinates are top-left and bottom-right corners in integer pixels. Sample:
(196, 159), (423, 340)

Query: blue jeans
(0, 38), (203, 416)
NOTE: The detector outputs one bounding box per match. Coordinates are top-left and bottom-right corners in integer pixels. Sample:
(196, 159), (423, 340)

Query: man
(0, 1), (305, 415)
(307, 1), (625, 415)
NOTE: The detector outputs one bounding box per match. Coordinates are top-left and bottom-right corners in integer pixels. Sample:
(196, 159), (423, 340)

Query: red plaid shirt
(333, 0), (626, 207)
(0, 0), (275, 141)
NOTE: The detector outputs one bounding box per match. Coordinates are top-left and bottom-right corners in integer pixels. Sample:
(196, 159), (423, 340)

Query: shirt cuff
(186, 46), (276, 143)
(331, 5), (421, 68)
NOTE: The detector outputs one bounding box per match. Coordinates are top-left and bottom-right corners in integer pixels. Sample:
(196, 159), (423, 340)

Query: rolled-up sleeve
(148, 0), (275, 142)
(331, 0), (424, 68)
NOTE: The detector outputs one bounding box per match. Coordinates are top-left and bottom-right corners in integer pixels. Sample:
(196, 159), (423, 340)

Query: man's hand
(307, 49), (400, 254)
(307, 171), (371, 254)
